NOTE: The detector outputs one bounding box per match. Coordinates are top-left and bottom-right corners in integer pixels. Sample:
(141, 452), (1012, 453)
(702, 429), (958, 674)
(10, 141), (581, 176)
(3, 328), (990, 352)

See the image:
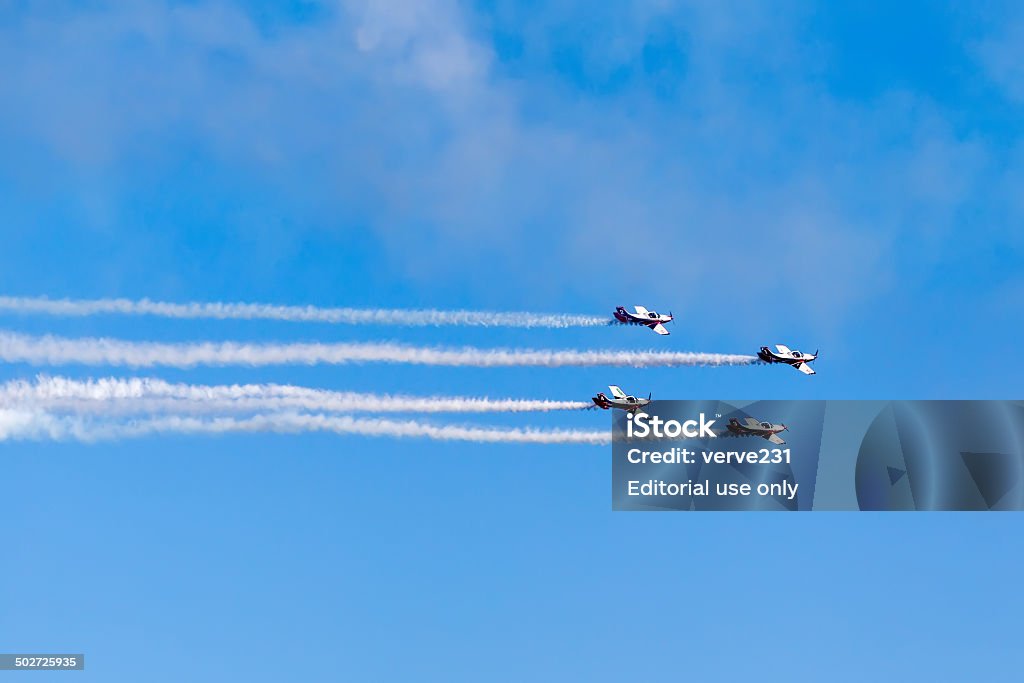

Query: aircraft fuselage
(592, 392), (650, 412)
(758, 347), (816, 365)
(615, 306), (671, 326)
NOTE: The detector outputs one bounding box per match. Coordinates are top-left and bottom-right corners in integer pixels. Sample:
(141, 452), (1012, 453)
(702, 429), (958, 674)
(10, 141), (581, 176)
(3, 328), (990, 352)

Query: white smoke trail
(0, 331), (760, 368)
(0, 376), (593, 414)
(0, 295), (608, 328)
(0, 409), (610, 445)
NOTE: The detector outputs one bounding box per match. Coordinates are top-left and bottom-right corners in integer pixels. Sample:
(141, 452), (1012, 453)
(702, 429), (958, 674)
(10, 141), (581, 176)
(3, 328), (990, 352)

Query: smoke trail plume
(0, 409), (610, 445)
(0, 376), (593, 414)
(0, 331), (760, 369)
(0, 296), (607, 328)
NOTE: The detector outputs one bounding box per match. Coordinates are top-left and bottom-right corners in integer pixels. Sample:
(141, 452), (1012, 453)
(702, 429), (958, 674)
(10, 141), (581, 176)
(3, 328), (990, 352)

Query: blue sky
(1, 1), (1023, 680)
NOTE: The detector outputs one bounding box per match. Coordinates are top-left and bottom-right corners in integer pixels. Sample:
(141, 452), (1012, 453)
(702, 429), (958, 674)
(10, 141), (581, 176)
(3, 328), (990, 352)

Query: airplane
(723, 416), (789, 445)
(591, 385), (651, 412)
(758, 344), (818, 375)
(613, 305), (673, 335)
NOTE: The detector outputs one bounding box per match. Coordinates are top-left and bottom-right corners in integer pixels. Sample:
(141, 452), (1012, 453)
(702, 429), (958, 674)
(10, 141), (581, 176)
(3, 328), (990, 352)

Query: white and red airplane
(613, 305), (673, 335)
(724, 416), (789, 445)
(591, 385), (651, 412)
(758, 344), (817, 375)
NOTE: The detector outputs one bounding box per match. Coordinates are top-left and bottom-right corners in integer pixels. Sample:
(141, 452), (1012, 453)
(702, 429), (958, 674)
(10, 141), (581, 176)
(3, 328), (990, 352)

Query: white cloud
(975, 18), (1024, 102)
(0, 0), (1015, 335)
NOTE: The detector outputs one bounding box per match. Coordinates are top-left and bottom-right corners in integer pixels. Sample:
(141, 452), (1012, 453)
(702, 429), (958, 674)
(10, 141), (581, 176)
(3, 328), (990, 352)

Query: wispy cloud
(973, 15), (1024, 103)
(0, 0), (1016, 350)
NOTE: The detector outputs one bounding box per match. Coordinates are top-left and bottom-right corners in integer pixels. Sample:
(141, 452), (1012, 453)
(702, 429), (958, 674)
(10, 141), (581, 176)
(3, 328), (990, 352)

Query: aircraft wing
(775, 344), (792, 355)
(650, 323), (669, 335)
(795, 362), (816, 375)
(608, 385), (628, 399)
(633, 305), (650, 316)
(743, 416), (761, 427)
(767, 433), (786, 445)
